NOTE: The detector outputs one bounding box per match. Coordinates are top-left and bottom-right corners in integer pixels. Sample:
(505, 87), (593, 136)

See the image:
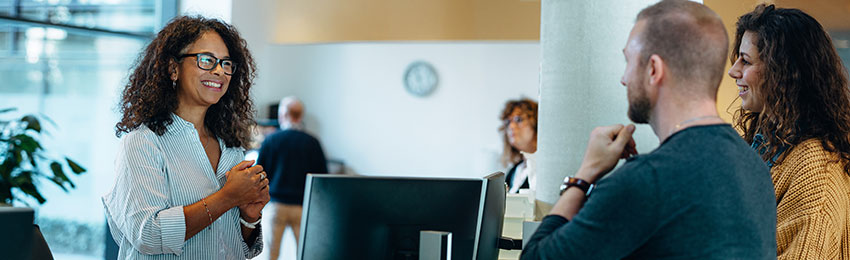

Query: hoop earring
(172, 80), (176, 90)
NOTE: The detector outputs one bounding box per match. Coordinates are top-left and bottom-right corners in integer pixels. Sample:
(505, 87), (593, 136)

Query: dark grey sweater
(522, 125), (776, 259)
(257, 129), (328, 205)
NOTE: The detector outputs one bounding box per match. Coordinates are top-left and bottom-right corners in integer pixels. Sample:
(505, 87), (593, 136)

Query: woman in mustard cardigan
(728, 4), (850, 259)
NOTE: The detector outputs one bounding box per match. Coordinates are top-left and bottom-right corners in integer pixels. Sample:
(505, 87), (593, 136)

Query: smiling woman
(115, 17), (255, 147)
(173, 32), (233, 120)
(103, 16), (271, 260)
(728, 31), (764, 113)
(728, 4), (850, 259)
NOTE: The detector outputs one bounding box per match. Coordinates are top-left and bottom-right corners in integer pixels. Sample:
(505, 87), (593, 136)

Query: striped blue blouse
(102, 114), (263, 260)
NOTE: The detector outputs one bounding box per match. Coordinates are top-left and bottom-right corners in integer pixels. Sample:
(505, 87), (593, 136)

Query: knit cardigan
(771, 139), (850, 260)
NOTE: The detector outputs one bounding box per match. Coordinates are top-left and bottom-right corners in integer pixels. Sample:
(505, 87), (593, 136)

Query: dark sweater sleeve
(521, 215), (569, 259)
(520, 160), (660, 259)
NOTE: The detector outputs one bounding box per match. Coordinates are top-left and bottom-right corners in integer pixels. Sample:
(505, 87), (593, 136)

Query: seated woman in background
(499, 98), (539, 194)
(103, 16), (270, 259)
(728, 4), (850, 259)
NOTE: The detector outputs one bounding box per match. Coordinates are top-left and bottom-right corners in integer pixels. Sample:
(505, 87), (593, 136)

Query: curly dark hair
(115, 16), (257, 148)
(731, 4), (850, 174)
(498, 98), (538, 167)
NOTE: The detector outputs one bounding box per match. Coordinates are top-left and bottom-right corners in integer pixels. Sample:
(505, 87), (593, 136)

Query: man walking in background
(257, 96), (328, 260)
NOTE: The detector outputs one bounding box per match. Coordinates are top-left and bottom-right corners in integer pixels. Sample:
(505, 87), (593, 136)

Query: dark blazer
(505, 160), (529, 193)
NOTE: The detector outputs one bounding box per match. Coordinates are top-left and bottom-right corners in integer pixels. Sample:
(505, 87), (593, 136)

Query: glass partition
(0, 1), (158, 259)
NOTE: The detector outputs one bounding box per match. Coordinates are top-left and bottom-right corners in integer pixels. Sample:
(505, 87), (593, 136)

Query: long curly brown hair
(498, 98), (538, 167)
(115, 16), (257, 148)
(731, 4), (850, 174)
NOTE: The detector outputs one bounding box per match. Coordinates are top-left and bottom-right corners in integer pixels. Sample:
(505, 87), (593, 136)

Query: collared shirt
(279, 121), (304, 131)
(509, 161), (528, 194)
(751, 133), (788, 168)
(102, 114), (263, 260)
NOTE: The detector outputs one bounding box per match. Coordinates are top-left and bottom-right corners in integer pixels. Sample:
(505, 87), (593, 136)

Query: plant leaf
(0, 110), (83, 205)
(20, 115), (41, 133)
(0, 157), (13, 179)
(13, 149), (23, 165)
(65, 158), (86, 174)
(49, 177), (69, 192)
(50, 161), (75, 189)
(26, 151), (38, 168)
(0, 184), (12, 204)
(13, 134), (41, 153)
(10, 172), (31, 186)
(18, 182), (46, 204)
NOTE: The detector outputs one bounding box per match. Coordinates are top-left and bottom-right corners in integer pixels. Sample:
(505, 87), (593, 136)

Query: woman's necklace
(201, 136), (209, 150)
(199, 130), (214, 150)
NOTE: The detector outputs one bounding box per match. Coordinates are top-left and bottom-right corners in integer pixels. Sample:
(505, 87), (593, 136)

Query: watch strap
(559, 177), (594, 197)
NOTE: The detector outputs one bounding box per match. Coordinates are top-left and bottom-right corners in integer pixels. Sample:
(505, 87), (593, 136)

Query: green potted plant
(0, 107), (86, 206)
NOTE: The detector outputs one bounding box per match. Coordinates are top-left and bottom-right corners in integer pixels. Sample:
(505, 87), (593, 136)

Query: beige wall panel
(269, 0), (539, 43)
(471, 0), (541, 40)
(705, 0), (849, 126)
(775, 0), (850, 30)
(704, 0), (766, 125)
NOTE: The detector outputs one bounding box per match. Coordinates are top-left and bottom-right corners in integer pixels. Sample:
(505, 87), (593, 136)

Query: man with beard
(520, 1), (776, 259)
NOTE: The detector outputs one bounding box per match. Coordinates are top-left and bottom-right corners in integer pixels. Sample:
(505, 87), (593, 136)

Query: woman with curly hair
(102, 16), (270, 259)
(499, 98), (538, 193)
(728, 4), (850, 259)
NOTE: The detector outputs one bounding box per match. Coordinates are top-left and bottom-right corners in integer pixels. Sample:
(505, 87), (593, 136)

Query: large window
(0, 1), (164, 259)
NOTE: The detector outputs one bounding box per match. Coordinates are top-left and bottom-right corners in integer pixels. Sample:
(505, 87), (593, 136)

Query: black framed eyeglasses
(503, 115), (526, 127)
(178, 53), (235, 75)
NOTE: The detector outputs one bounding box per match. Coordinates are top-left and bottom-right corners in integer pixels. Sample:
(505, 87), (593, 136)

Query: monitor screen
(0, 207), (34, 259)
(298, 172), (506, 260)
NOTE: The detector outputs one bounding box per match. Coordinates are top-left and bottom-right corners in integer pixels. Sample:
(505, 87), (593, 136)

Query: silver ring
(259, 172), (266, 180)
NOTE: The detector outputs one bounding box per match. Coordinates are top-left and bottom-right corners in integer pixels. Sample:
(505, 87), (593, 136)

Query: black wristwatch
(559, 176), (594, 197)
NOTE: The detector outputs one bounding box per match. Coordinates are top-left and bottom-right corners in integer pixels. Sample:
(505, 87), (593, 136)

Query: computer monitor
(298, 172), (506, 260)
(0, 207), (34, 259)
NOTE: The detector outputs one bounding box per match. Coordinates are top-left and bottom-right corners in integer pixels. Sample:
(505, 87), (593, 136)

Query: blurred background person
(103, 16), (269, 259)
(245, 118), (280, 162)
(499, 98), (539, 194)
(728, 4), (850, 259)
(257, 96), (328, 260)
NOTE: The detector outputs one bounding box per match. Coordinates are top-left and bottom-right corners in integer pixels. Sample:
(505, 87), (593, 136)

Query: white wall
(254, 42), (540, 177)
(180, 0), (233, 22)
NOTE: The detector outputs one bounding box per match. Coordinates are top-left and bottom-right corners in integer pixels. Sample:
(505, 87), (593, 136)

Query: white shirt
(102, 114), (262, 260)
(523, 151), (537, 192)
(509, 152), (537, 194)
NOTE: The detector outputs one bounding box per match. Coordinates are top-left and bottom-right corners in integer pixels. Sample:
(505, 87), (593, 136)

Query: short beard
(628, 86), (652, 124)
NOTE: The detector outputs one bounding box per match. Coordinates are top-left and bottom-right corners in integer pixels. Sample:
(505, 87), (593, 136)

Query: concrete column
(536, 0), (701, 209)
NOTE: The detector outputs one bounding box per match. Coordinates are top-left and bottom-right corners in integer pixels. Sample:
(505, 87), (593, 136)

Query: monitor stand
(420, 230), (452, 260)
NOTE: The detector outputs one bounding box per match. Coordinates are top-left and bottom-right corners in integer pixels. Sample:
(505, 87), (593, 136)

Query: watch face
(403, 61), (438, 97)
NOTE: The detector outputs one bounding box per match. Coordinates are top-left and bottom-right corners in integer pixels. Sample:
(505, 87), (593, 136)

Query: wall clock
(403, 61), (438, 97)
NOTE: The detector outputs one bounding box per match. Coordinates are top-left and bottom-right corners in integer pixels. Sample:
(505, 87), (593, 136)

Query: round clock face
(403, 61), (438, 97)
